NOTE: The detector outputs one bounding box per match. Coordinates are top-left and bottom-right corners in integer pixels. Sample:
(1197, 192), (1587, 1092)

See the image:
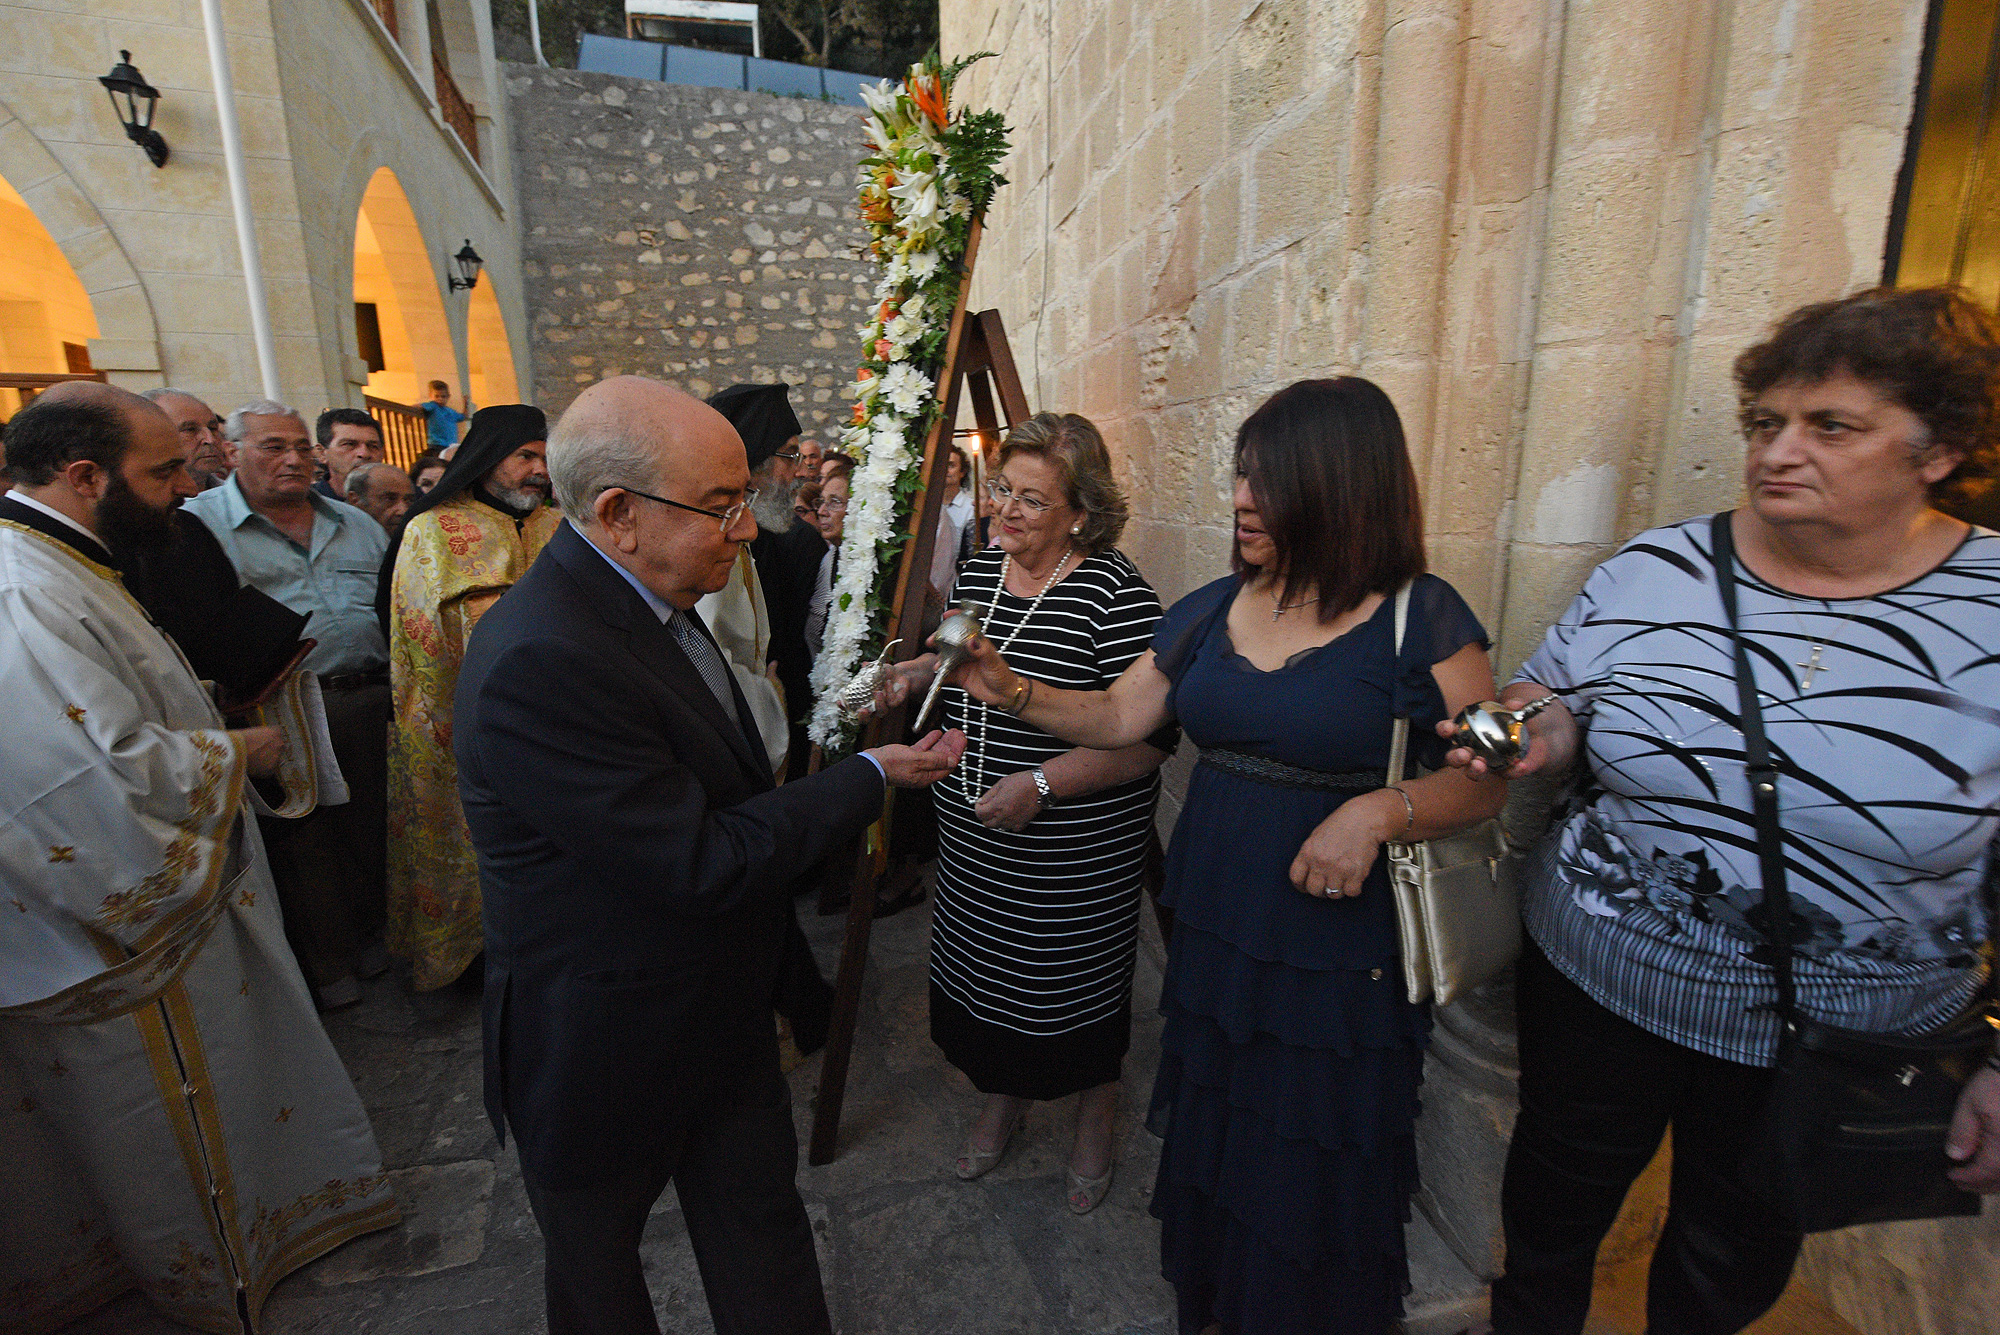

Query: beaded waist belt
(1196, 746), (1383, 792)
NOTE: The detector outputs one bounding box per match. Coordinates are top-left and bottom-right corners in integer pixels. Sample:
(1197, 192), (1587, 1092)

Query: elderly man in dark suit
(454, 375), (965, 1335)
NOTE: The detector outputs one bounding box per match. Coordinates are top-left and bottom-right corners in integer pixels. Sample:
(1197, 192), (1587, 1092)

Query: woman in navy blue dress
(897, 378), (1507, 1332)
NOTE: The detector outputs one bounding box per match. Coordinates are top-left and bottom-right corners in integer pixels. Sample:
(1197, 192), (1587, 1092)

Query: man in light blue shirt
(186, 412), (389, 677)
(183, 400), (391, 1011)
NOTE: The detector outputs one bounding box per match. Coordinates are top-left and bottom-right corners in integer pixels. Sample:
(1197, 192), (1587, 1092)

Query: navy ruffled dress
(1146, 574), (1488, 1334)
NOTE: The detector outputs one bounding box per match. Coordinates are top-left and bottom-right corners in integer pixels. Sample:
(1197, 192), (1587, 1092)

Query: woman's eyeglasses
(816, 496), (850, 513)
(984, 478), (1051, 515)
(621, 485), (759, 534)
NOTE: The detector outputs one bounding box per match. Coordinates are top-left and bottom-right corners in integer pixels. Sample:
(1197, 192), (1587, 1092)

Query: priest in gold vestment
(0, 387), (396, 1334)
(386, 406), (560, 990)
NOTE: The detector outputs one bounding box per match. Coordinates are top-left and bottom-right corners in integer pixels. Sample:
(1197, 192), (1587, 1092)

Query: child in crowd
(419, 379), (469, 451)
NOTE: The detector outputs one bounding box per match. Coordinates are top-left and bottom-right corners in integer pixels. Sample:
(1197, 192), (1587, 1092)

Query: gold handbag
(1383, 582), (1520, 1007)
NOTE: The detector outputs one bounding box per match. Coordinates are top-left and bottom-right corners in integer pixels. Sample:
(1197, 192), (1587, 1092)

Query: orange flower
(909, 74), (948, 129)
(856, 367), (875, 381)
(852, 401), (869, 424)
(876, 338), (894, 361)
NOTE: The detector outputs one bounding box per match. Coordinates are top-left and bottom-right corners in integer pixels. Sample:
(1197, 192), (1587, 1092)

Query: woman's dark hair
(821, 455), (855, 483)
(408, 451), (447, 485)
(1, 397), (130, 487)
(995, 411), (1128, 553)
(1233, 377), (1425, 621)
(1734, 286), (2000, 505)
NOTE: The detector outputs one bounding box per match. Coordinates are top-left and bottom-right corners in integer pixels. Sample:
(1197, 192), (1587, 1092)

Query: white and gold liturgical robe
(696, 545), (790, 774)
(0, 514), (398, 1334)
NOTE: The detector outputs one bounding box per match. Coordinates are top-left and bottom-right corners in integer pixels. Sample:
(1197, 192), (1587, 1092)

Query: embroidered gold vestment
(0, 519), (396, 1335)
(386, 495), (560, 990)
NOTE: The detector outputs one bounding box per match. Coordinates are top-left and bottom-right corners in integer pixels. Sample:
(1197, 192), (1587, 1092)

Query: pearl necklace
(967, 548), (1075, 796)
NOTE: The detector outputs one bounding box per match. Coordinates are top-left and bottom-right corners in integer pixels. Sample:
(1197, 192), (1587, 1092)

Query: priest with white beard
(0, 385), (396, 1333)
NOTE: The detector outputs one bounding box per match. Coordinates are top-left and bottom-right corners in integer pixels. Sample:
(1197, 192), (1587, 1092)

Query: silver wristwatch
(1031, 766), (1055, 808)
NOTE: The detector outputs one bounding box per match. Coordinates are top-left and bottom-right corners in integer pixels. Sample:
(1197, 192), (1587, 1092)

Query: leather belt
(320, 670), (389, 691)
(1197, 746), (1382, 792)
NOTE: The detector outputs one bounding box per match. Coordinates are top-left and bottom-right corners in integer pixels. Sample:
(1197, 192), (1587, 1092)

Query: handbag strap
(1708, 512), (1802, 1029)
(1386, 581), (1414, 786)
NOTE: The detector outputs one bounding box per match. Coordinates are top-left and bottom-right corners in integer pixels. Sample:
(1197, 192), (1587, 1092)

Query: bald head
(3, 378), (189, 544)
(549, 376), (756, 607)
(5, 381), (173, 486)
(548, 376), (746, 518)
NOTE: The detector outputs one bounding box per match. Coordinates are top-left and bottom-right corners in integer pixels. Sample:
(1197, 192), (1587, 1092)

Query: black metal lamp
(100, 50), (168, 168)
(447, 240), (484, 292)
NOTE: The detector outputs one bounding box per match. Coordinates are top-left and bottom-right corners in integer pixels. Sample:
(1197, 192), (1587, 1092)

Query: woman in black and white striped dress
(924, 413), (1174, 1214)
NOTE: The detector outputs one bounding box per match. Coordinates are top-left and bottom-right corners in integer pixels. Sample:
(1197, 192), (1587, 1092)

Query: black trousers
(257, 681), (389, 987)
(520, 1065), (832, 1335)
(1488, 944), (1804, 1335)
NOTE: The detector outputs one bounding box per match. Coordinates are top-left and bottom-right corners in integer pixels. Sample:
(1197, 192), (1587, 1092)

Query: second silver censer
(1449, 694), (1559, 768)
(912, 604), (986, 732)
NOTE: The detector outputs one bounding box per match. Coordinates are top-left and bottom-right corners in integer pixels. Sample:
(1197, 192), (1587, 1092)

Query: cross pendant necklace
(1796, 642), (1830, 690)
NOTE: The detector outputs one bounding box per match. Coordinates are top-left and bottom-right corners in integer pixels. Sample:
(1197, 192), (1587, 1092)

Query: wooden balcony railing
(366, 395), (431, 470)
(1, 371), (107, 418)
(433, 53), (480, 165)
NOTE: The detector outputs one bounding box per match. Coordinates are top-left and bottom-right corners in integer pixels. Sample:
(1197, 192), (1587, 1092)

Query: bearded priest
(385, 405), (561, 992)
(0, 385), (396, 1333)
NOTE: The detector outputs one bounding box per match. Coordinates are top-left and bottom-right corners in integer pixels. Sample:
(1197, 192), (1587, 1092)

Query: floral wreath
(807, 51), (1009, 751)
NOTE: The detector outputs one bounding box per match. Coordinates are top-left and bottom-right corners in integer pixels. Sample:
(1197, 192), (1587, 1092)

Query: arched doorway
(0, 173), (101, 416)
(352, 167), (455, 413)
(464, 277), (519, 408)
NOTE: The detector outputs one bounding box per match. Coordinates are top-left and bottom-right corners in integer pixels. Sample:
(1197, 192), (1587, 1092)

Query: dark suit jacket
(455, 522), (884, 1188)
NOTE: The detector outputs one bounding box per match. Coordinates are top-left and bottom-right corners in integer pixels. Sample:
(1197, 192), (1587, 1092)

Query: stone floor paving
(58, 872), (1872, 1335)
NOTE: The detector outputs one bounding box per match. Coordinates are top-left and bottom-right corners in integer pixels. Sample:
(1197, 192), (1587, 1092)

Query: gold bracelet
(1002, 676), (1033, 716)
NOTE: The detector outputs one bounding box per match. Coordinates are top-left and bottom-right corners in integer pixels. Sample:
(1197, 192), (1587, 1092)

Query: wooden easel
(807, 224), (1033, 1166)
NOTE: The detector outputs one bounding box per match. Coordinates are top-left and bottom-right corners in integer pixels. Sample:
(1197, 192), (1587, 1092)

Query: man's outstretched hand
(867, 728), (968, 788)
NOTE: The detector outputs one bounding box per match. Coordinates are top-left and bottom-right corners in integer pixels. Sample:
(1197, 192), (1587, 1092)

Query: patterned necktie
(666, 608), (744, 736)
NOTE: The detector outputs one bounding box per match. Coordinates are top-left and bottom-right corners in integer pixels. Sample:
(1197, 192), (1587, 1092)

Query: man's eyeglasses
(771, 451), (802, 462)
(622, 485), (758, 534)
(253, 441), (316, 459)
(985, 477), (1052, 515)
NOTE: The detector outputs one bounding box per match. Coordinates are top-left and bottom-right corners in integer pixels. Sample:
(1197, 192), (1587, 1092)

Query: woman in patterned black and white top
(1452, 287), (2000, 1335)
(914, 413), (1174, 1215)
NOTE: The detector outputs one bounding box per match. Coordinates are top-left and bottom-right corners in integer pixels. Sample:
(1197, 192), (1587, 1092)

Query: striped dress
(930, 546), (1167, 1099)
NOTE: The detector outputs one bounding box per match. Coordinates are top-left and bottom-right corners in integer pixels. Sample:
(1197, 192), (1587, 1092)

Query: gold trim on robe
(388, 495), (561, 990)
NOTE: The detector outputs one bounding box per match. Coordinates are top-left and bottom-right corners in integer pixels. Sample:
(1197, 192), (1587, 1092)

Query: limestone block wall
(508, 67), (877, 437)
(271, 0), (529, 413)
(941, 0), (1996, 1330)
(0, 0), (523, 415)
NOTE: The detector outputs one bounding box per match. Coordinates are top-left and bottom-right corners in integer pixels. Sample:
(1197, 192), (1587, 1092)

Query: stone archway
(0, 94), (162, 398)
(464, 276), (519, 407)
(352, 167), (457, 408)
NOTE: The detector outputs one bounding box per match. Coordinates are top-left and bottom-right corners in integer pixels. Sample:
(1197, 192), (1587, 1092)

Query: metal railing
(366, 395), (431, 470)
(0, 371), (108, 419)
(433, 54), (480, 164)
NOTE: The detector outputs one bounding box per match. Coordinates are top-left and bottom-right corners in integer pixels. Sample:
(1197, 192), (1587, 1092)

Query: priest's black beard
(749, 477), (798, 534)
(97, 470), (178, 552)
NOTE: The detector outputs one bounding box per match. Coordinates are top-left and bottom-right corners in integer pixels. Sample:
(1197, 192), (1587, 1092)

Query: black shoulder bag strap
(1709, 511), (1801, 1032)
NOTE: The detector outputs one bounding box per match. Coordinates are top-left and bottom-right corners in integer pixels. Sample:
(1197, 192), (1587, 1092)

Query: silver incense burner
(835, 640), (901, 717)
(912, 603), (987, 732)
(1449, 695), (1558, 769)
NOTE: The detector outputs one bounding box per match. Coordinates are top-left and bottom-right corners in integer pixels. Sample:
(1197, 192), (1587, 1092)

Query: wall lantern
(100, 50), (169, 168)
(447, 241), (484, 292)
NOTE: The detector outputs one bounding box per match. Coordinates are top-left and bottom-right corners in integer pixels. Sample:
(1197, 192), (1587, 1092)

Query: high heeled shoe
(1065, 1163), (1113, 1214)
(954, 1113), (1023, 1180)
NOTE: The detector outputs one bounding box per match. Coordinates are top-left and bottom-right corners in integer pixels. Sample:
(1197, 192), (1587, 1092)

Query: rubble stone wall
(507, 64), (875, 437)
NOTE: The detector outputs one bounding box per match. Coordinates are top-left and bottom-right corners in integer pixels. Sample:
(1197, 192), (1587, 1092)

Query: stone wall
(939, 1), (1997, 1331)
(0, 0), (521, 413)
(508, 65), (878, 437)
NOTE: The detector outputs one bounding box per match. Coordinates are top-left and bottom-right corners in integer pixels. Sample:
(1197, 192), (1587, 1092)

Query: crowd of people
(2, 283), (1998, 1335)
